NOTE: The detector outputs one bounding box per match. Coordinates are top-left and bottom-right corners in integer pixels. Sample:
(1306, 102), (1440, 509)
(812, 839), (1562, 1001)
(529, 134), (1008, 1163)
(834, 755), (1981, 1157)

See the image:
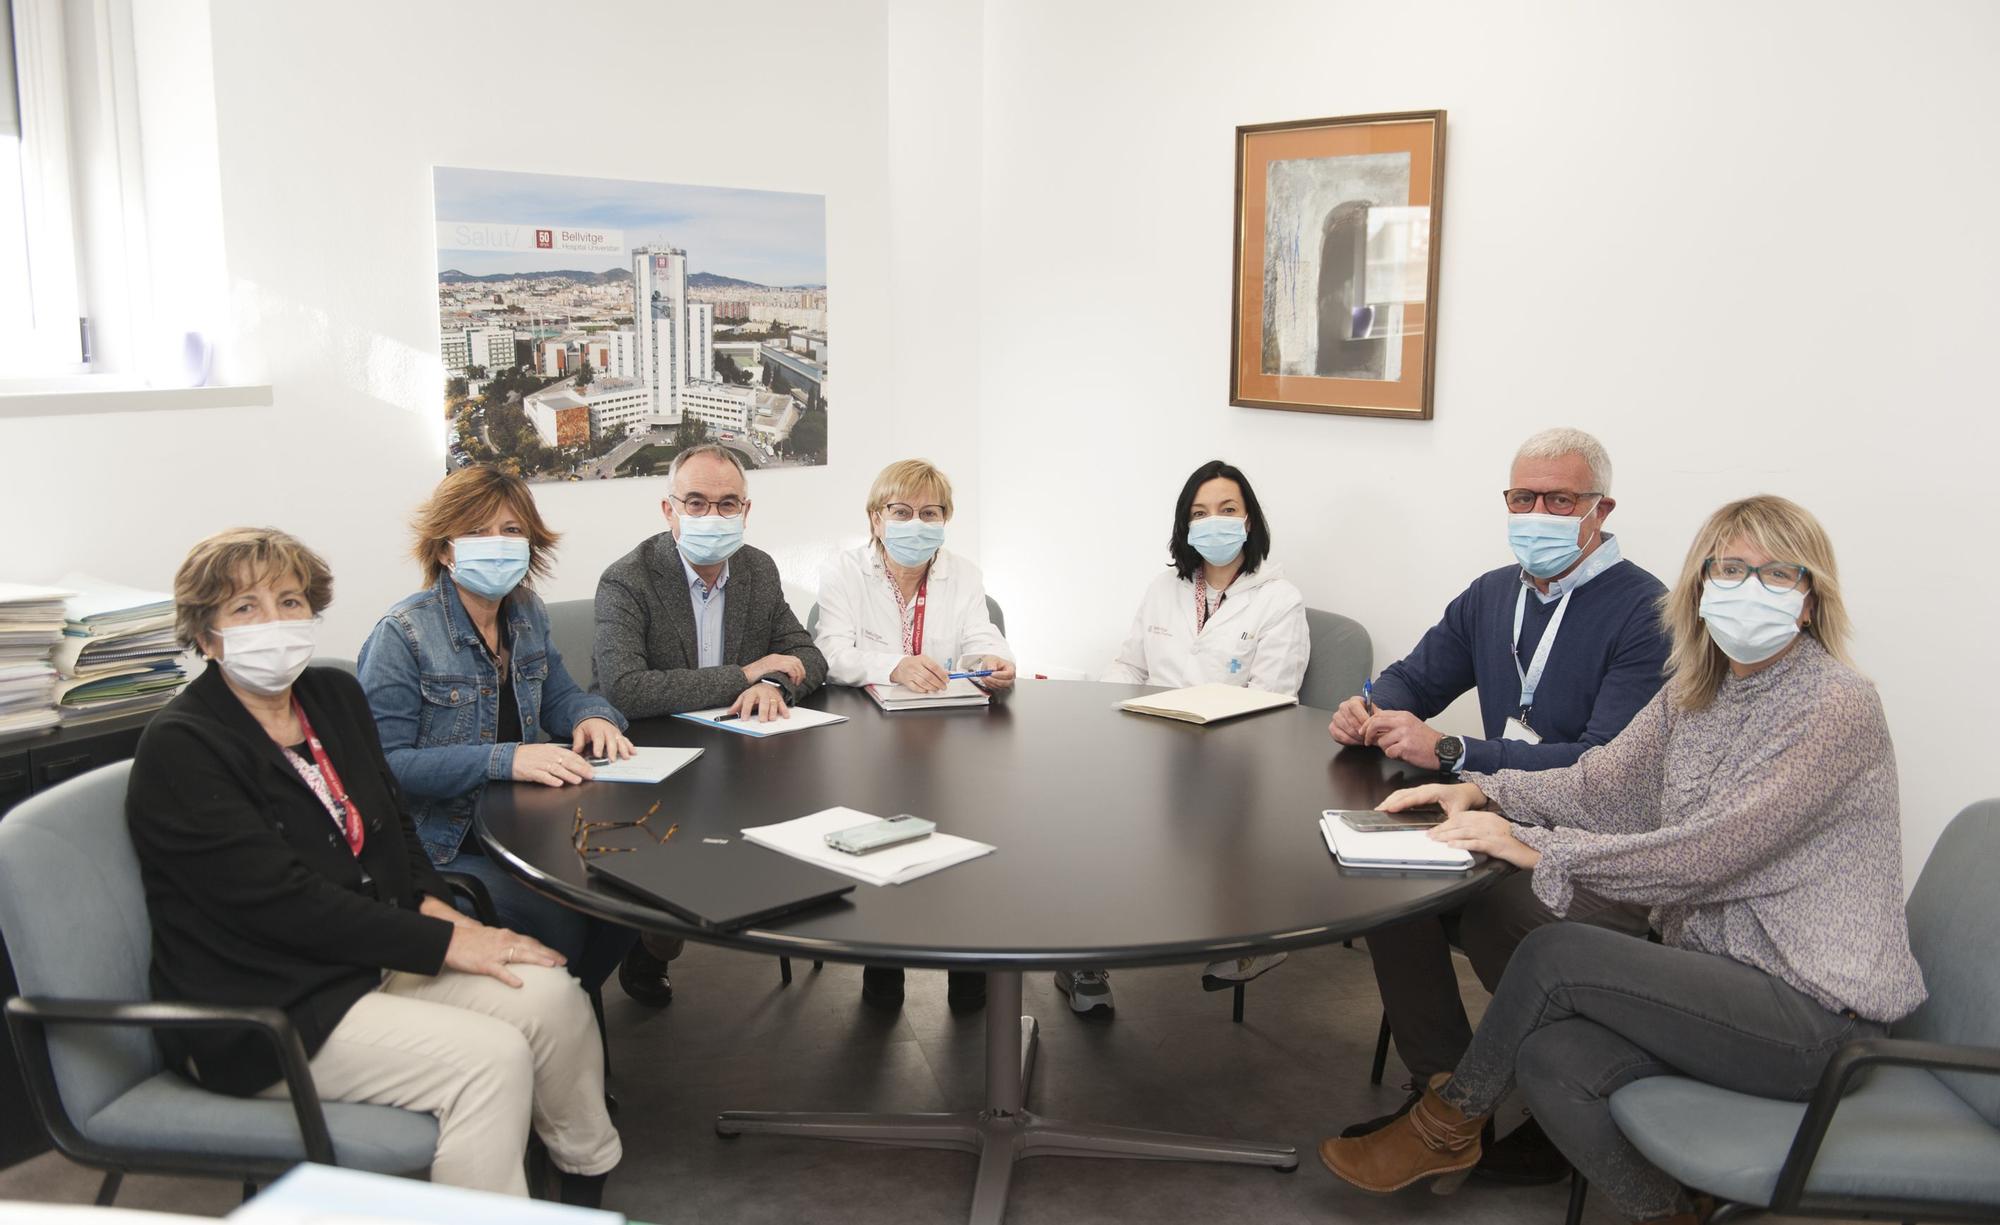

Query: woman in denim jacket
(358, 466), (638, 993)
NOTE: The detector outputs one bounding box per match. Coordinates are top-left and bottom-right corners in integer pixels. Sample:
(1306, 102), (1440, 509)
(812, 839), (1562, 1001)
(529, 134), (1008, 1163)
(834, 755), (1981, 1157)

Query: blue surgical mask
(1507, 512), (1589, 579)
(881, 519), (945, 567)
(450, 536), (531, 600)
(676, 513), (746, 566)
(1187, 516), (1248, 566)
(1698, 579), (1806, 665)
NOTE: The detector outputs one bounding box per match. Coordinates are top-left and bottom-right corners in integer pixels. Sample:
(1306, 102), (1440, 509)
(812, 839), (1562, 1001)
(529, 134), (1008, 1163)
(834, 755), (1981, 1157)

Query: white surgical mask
(213, 618), (319, 695)
(1698, 579), (1806, 665)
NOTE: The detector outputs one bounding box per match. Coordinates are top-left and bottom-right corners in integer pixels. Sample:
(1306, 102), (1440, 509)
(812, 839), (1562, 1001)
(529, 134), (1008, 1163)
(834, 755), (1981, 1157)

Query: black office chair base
(716, 970), (1297, 1225)
(777, 956), (826, 985)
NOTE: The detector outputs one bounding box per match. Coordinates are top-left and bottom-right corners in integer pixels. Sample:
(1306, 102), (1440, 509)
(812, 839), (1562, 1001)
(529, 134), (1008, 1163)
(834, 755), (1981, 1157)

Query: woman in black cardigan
(127, 527), (619, 1201)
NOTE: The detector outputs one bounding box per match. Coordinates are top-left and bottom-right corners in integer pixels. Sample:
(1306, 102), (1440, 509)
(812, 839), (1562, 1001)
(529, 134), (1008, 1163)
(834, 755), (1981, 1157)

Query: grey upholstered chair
(1297, 608), (1371, 714)
(1564, 799), (2000, 1224)
(310, 655), (357, 676)
(805, 595), (1007, 638)
(543, 597), (597, 692)
(0, 761), (437, 1205)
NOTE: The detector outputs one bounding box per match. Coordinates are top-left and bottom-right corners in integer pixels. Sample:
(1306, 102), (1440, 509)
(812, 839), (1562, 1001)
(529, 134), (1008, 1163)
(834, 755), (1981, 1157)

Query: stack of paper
(1118, 682), (1297, 725)
(52, 575), (188, 724)
(865, 677), (991, 712)
(742, 807), (996, 886)
(0, 583), (76, 735)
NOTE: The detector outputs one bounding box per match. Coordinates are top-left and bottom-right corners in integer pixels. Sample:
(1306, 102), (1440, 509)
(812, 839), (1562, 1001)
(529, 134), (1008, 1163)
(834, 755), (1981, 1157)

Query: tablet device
(1333, 807), (1446, 833)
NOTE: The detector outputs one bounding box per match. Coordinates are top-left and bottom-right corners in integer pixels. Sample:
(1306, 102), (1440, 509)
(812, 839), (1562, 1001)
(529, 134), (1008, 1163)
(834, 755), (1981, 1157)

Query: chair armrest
(1770, 1035), (2000, 1212)
(439, 870), (499, 925)
(4, 996), (337, 1165)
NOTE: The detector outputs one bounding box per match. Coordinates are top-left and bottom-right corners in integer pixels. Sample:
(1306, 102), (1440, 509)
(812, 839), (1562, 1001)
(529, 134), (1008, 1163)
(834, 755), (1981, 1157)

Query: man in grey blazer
(594, 444), (827, 723)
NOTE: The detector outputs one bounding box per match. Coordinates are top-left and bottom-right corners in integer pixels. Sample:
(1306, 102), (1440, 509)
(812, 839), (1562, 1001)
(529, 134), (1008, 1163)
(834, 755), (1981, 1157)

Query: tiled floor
(0, 940), (1813, 1223)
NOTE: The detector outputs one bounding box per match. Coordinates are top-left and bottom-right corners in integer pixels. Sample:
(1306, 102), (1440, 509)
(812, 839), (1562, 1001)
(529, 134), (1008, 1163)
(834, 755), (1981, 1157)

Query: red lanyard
(1193, 573), (1225, 633)
(905, 580), (928, 656)
(290, 698), (364, 855)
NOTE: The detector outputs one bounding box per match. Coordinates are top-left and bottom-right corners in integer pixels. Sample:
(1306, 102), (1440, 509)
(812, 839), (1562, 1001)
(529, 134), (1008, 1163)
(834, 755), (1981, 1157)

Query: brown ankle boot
(1637, 1194), (1715, 1225)
(1320, 1072), (1491, 1194)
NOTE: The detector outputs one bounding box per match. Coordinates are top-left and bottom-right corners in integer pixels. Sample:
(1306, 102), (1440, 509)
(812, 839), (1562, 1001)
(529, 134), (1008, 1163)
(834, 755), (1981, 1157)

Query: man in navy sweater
(1326, 427), (1670, 1184)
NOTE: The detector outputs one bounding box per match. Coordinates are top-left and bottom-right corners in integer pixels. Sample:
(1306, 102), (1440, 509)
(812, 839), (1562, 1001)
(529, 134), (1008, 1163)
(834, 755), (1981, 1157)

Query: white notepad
(866, 677), (991, 712)
(1119, 682), (1297, 725)
(674, 705), (849, 738)
(741, 807), (996, 886)
(1320, 814), (1473, 871)
(588, 745), (702, 784)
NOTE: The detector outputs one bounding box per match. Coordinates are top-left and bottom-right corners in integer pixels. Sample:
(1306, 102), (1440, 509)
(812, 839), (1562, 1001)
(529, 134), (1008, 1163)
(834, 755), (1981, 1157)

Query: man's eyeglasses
(1703, 558), (1810, 594)
(572, 800), (678, 861)
(669, 494), (746, 517)
(883, 502), (947, 524)
(1502, 489), (1603, 516)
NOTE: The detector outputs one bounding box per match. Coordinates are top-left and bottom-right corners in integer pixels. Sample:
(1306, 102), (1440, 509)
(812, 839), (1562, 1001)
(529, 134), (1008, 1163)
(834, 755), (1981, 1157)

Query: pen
(1363, 677), (1377, 715)
(948, 669), (995, 679)
(715, 712), (742, 723)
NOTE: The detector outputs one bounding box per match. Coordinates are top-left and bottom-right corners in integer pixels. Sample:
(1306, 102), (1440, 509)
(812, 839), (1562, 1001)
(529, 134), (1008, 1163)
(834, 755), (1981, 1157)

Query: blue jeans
(445, 853), (638, 995)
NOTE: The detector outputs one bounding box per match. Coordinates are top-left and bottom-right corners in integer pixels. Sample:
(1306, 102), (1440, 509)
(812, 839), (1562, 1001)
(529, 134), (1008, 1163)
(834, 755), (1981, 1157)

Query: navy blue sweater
(1370, 555), (1670, 773)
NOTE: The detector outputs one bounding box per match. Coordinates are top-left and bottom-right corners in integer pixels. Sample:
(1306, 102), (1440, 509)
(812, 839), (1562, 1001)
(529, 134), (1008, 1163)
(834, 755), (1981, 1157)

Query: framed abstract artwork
(1231, 110), (1447, 419)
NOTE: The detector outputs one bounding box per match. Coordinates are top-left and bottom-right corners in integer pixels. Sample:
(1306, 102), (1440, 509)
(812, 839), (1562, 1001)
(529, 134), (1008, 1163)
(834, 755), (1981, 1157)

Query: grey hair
(667, 442), (746, 486)
(1514, 427), (1613, 494)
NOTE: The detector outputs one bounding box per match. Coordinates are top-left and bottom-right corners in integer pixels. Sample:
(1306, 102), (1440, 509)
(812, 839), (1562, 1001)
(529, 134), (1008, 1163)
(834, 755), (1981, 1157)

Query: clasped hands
(1328, 696), (1445, 770)
(729, 653), (808, 722)
(1377, 781), (1542, 870)
(510, 718), (635, 787)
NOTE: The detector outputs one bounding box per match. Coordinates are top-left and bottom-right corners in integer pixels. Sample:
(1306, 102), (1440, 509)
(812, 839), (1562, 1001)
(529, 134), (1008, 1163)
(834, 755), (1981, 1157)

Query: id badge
(1503, 716), (1542, 745)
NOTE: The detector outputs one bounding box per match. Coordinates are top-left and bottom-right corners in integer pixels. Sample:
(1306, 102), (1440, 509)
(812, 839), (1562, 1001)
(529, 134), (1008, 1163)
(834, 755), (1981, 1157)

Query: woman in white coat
(1067, 460), (1309, 1019)
(815, 458), (1016, 1012)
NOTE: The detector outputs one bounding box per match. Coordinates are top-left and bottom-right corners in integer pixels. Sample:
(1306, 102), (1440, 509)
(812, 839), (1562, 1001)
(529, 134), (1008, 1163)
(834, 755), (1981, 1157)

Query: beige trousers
(259, 964), (621, 1195)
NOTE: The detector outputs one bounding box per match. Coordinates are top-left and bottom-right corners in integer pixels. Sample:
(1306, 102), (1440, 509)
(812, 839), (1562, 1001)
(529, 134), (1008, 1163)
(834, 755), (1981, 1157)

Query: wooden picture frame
(1230, 110), (1447, 419)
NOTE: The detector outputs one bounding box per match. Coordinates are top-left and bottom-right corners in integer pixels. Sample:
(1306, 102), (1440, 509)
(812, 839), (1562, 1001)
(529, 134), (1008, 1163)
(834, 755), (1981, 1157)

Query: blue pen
(948, 670), (995, 680)
(1363, 677), (1377, 715)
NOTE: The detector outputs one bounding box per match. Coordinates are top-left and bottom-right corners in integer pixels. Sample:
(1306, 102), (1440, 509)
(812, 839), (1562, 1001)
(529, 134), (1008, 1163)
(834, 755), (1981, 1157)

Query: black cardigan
(126, 665), (455, 1096)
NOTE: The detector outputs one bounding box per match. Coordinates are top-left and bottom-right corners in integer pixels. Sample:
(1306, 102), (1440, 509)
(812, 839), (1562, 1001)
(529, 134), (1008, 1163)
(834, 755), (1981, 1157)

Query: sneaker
(1054, 969), (1114, 1017)
(1474, 1114), (1571, 1185)
(1200, 952), (1288, 991)
(617, 943), (674, 1007)
(1338, 1080), (1423, 1138)
(861, 966), (906, 1011)
(946, 970), (987, 1012)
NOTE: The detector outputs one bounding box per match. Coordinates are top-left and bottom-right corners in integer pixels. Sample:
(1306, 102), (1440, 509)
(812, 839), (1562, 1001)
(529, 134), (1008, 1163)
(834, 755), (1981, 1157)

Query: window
(2, 0), (87, 377)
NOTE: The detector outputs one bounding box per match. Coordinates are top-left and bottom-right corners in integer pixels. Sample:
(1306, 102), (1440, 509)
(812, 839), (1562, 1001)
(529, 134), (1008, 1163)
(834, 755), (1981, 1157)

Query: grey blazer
(593, 531), (828, 719)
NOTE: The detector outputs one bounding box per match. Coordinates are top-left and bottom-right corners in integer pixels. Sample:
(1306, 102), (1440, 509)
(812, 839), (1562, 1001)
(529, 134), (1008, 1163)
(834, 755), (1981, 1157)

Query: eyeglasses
(1703, 558), (1811, 594)
(572, 800), (678, 862)
(1502, 489), (1603, 516)
(669, 494), (746, 517)
(883, 502), (947, 524)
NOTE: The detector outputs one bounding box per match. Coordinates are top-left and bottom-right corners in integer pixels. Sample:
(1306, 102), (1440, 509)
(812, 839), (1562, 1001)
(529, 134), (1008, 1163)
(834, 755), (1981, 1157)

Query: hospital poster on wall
(432, 166), (829, 484)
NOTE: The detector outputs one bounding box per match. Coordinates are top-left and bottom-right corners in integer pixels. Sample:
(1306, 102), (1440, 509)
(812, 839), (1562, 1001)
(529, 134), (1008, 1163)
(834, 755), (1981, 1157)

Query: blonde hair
(865, 459), (954, 537)
(173, 527), (333, 651)
(411, 465), (560, 587)
(1661, 494), (1851, 710)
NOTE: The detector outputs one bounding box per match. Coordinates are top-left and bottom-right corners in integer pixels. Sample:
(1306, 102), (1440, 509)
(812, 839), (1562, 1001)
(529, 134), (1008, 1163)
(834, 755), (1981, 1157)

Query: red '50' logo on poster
(535, 229), (553, 248)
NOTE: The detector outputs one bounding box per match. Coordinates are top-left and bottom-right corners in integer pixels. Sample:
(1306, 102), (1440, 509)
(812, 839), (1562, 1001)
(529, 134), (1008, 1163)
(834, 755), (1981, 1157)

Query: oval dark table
(477, 681), (1506, 1224)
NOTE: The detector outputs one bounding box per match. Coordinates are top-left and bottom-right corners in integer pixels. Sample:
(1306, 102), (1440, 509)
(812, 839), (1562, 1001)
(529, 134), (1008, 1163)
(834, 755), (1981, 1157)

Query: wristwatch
(758, 673), (796, 702)
(1435, 735), (1465, 772)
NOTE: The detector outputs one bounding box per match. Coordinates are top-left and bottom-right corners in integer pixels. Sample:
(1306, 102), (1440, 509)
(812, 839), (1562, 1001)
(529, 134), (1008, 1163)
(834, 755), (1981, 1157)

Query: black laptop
(586, 840), (855, 932)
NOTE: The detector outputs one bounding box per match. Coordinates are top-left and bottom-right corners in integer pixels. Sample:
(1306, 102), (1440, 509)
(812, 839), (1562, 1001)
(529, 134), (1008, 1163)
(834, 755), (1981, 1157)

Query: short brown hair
(173, 527), (334, 651)
(411, 465), (560, 587)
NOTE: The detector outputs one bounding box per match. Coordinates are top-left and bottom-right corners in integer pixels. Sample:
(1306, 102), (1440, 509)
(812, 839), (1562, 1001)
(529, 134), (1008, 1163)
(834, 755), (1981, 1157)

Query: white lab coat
(815, 544), (1014, 686)
(1102, 563), (1310, 696)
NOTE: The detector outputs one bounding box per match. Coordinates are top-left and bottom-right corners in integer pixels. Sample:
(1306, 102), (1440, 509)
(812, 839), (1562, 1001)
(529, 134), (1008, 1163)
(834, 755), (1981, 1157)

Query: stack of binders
(51, 575), (189, 724)
(0, 583), (74, 736)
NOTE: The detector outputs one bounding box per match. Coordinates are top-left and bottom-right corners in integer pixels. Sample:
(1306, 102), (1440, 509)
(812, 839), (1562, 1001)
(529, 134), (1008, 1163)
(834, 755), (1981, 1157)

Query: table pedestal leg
(714, 969), (1297, 1224)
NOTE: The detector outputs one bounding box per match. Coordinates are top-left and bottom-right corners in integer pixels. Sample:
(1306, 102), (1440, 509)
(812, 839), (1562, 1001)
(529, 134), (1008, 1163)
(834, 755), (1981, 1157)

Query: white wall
(2, 0), (981, 657)
(972, 0), (2000, 877)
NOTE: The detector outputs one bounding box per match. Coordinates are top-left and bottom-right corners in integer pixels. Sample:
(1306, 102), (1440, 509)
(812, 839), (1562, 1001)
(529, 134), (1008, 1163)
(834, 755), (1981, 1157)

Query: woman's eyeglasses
(572, 800), (678, 861)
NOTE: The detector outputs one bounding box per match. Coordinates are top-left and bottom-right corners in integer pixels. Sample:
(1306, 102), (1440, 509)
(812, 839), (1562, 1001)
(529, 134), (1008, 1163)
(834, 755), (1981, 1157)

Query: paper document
(742, 806), (996, 886)
(1119, 682), (1296, 725)
(866, 677), (991, 711)
(675, 705), (848, 738)
(229, 1161), (621, 1223)
(589, 745), (702, 784)
(1320, 814), (1472, 871)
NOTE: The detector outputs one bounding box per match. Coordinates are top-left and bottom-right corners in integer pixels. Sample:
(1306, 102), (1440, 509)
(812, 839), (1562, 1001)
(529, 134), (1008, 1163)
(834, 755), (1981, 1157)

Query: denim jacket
(356, 573), (625, 865)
